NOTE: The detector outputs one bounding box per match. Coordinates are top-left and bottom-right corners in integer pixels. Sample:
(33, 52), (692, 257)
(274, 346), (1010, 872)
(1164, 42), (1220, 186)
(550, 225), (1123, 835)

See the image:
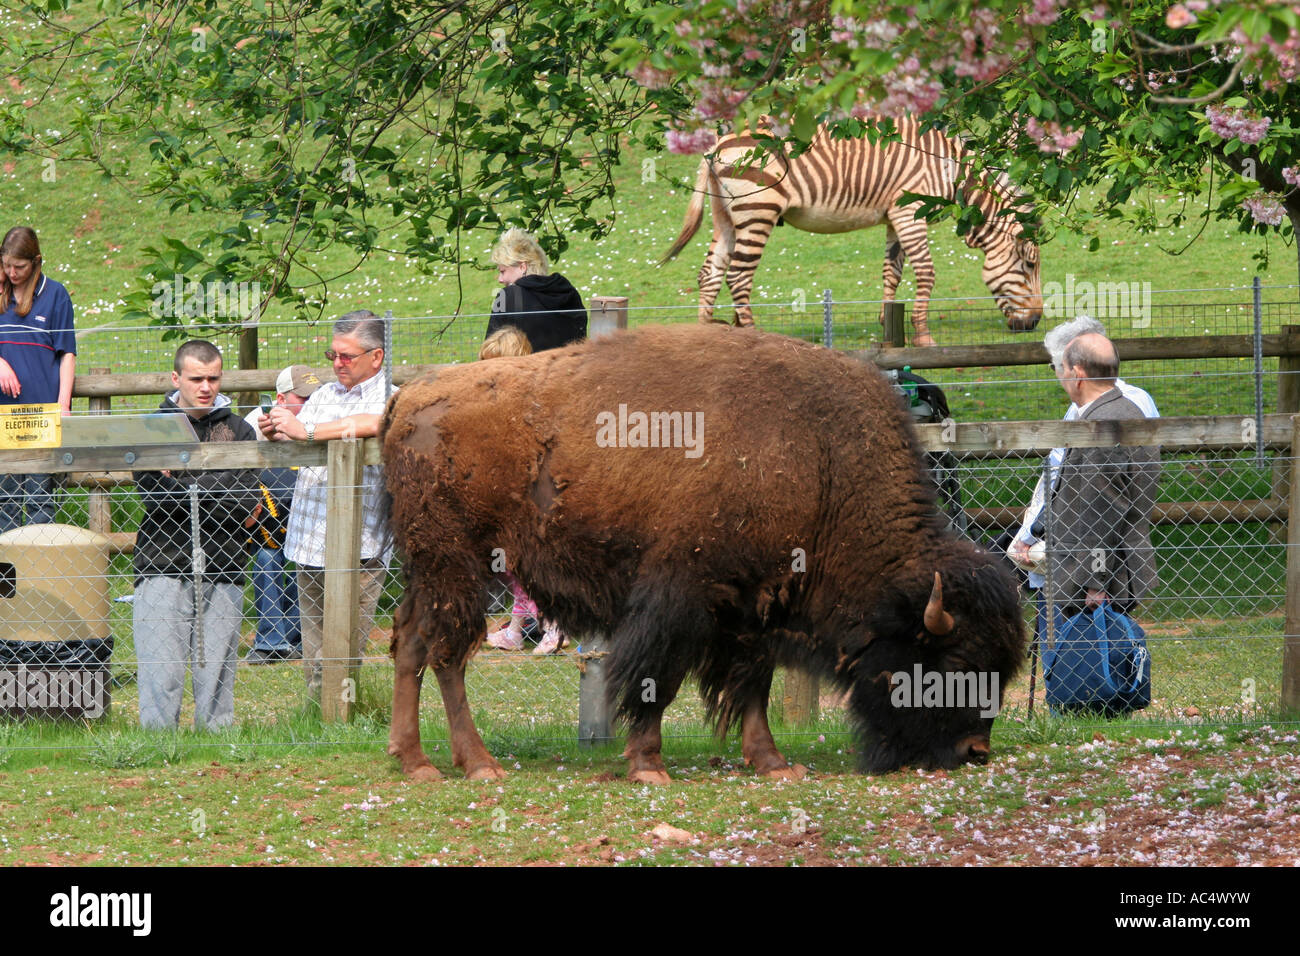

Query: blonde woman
(485, 228), (587, 352)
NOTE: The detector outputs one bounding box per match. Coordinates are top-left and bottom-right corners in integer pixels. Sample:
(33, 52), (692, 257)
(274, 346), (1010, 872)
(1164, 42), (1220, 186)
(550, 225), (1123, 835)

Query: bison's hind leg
(700, 644), (807, 780)
(387, 588), (442, 782)
(608, 575), (713, 784)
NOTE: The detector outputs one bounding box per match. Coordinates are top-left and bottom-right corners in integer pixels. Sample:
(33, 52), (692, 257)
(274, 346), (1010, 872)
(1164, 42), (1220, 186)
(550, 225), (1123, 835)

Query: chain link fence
(1, 424), (1294, 742)
(4, 292), (1300, 752)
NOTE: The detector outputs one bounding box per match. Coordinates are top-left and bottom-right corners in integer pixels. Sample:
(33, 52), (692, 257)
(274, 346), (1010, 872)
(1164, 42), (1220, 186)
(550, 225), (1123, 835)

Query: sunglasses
(325, 347), (379, 365)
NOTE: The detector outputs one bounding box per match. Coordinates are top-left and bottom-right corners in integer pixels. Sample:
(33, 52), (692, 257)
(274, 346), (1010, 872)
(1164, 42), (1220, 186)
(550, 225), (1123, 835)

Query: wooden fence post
(588, 296), (628, 339)
(782, 669), (820, 726)
(321, 438), (364, 722)
(577, 634), (613, 747)
(86, 367), (112, 536)
(1272, 325), (1300, 545)
(1284, 415), (1300, 715)
(881, 301), (906, 349)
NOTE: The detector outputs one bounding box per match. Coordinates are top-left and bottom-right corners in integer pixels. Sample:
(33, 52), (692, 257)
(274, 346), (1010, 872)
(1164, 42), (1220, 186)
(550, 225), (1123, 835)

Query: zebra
(661, 120), (1044, 347)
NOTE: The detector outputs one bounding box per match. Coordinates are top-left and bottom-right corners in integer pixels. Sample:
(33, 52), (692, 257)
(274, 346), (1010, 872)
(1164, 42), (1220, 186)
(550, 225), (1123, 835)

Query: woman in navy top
(0, 226), (77, 532)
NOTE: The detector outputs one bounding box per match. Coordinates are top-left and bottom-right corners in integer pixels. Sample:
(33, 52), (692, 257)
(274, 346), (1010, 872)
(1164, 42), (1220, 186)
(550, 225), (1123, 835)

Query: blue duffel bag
(1043, 604), (1151, 716)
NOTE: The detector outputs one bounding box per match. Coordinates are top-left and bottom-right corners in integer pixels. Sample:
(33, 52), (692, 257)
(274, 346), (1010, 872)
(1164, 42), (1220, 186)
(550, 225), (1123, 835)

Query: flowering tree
(624, 1), (1300, 281)
(2, 0), (659, 337)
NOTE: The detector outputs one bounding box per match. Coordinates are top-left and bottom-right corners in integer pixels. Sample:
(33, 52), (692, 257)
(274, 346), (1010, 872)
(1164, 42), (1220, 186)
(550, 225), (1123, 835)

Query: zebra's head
(977, 224), (1042, 332)
(964, 172), (1044, 331)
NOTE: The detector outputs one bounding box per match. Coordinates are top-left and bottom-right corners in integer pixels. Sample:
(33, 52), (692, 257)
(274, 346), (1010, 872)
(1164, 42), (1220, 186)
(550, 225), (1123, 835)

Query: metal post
(821, 289), (833, 348)
(383, 309), (394, 399)
(188, 483), (205, 667)
(1254, 276), (1265, 468)
(577, 634), (613, 747)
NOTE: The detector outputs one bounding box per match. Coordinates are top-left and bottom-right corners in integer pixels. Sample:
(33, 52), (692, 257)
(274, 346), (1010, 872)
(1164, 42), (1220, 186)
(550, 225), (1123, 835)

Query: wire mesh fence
(71, 284), (1300, 423)
(1, 416), (1295, 743)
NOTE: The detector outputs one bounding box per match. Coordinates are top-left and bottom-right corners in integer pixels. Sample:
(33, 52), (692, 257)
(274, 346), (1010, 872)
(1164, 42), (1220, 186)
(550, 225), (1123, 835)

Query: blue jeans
(251, 546), (301, 651)
(0, 473), (57, 534)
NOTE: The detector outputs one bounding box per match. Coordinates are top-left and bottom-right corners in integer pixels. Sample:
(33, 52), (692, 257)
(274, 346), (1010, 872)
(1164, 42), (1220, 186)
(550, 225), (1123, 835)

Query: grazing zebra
(662, 121), (1043, 347)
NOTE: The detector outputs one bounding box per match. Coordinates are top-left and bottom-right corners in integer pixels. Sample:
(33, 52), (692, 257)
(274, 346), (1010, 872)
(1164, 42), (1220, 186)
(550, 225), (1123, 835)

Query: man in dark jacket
(133, 340), (260, 729)
(1045, 333), (1160, 616)
(484, 227), (587, 352)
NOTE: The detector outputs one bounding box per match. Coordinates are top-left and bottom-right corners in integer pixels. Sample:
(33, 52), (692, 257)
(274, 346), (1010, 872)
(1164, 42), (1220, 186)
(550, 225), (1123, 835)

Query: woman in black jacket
(484, 228), (587, 352)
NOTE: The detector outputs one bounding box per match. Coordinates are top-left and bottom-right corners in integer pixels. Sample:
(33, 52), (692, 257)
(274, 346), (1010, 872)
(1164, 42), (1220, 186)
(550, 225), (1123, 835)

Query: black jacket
(485, 273), (587, 352)
(133, 396), (261, 586)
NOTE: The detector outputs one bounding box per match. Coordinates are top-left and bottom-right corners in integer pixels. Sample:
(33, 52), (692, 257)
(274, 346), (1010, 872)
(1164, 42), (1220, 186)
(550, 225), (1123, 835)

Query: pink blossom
(665, 126), (718, 155)
(1283, 166), (1300, 188)
(1242, 193), (1286, 227)
(628, 62), (675, 90)
(1022, 0), (1063, 27)
(1205, 105), (1272, 145)
(1025, 116), (1083, 155)
(1165, 4), (1196, 29)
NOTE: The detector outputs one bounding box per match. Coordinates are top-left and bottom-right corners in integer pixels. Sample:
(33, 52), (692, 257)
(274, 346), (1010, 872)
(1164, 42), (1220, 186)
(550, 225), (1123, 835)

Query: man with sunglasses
(261, 311), (395, 696)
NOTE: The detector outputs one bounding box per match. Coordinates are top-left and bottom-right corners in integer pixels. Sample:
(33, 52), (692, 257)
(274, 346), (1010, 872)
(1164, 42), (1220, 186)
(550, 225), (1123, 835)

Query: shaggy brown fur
(382, 324), (1026, 782)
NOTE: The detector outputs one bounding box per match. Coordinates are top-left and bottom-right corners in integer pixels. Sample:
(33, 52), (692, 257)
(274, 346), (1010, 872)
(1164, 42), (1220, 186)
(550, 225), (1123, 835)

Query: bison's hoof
(407, 763), (444, 783)
(761, 763), (808, 780)
(465, 763), (507, 782)
(628, 768), (673, 786)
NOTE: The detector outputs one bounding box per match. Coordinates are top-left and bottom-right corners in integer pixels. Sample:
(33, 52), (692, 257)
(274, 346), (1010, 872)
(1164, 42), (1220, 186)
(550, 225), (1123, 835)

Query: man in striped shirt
(261, 311), (395, 696)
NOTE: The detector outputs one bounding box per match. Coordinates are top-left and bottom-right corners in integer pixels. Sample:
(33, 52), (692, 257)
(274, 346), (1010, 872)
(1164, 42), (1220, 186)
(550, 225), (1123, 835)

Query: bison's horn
(924, 572), (955, 636)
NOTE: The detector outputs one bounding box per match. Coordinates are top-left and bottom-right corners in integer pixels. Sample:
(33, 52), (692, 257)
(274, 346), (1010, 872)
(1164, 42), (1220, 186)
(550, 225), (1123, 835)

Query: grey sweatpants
(133, 575), (244, 729)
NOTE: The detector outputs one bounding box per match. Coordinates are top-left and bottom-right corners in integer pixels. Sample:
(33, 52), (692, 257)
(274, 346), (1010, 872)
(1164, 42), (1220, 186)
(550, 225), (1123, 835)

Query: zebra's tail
(660, 159), (712, 263)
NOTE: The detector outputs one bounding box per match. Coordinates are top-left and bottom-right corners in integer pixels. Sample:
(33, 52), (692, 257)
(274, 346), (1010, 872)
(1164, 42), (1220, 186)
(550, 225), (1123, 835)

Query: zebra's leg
(879, 225), (906, 332)
(888, 204), (937, 347)
(724, 203), (782, 327)
(697, 190), (735, 324)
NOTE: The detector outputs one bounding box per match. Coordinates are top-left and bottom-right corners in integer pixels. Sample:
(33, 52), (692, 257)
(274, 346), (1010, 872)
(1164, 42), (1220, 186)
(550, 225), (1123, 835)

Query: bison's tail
(659, 159), (712, 264)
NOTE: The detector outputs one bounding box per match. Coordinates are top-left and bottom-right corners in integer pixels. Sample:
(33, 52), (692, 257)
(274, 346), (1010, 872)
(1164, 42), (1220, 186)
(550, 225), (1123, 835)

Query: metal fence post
(821, 289), (833, 348)
(322, 438), (364, 721)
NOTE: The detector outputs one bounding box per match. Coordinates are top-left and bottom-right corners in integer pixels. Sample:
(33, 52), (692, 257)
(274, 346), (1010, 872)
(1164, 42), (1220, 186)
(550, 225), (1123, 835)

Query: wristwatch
(305, 422), (316, 441)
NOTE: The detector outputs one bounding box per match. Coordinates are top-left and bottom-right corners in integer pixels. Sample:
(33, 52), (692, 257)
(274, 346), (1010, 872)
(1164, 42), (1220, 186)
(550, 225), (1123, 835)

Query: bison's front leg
(434, 651), (506, 782)
(741, 693), (808, 780)
(387, 592), (442, 782)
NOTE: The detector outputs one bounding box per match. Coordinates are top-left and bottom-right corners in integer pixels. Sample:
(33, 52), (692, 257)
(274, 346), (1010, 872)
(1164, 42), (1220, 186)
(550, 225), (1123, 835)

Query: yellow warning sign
(0, 404), (61, 450)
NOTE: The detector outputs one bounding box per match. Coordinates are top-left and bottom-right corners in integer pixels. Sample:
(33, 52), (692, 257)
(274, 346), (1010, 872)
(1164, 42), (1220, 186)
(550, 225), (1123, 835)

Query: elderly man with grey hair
(1010, 317), (1159, 644)
(261, 310), (395, 696)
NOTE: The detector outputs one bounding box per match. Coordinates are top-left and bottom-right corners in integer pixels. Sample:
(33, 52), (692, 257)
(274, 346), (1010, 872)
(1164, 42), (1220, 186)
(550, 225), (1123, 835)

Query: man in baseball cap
(242, 366), (322, 663)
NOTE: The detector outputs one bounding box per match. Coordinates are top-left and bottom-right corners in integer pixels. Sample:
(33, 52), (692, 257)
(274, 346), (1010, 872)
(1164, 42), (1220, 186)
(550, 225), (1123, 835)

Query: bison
(381, 324), (1025, 782)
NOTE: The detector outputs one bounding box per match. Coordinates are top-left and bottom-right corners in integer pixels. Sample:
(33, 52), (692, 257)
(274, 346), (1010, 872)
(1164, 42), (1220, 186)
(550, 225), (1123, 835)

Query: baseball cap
(276, 365), (322, 398)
